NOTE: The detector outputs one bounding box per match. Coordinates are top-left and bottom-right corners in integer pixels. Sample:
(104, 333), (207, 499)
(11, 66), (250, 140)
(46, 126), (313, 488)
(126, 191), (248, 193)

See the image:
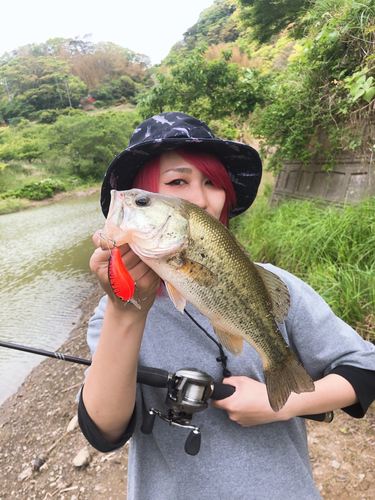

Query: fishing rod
(0, 339), (231, 393)
(0, 340), (91, 366)
(0, 339), (333, 455)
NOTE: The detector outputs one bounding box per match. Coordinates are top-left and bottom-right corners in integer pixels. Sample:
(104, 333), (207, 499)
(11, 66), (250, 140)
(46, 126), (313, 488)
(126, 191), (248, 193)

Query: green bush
(39, 110), (60, 124)
(91, 75), (137, 105)
(249, 0), (375, 171)
(38, 108), (86, 124)
(0, 178), (66, 201)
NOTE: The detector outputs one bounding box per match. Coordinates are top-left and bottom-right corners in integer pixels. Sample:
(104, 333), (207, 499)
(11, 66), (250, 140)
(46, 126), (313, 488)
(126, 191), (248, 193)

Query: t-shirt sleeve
(330, 365), (375, 418)
(78, 386), (136, 453)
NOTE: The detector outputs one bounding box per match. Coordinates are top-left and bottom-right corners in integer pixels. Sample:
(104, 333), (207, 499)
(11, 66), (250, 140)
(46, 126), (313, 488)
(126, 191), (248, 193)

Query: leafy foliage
(236, 0), (308, 44)
(38, 107), (86, 124)
(0, 111), (140, 187)
(0, 178), (66, 200)
(249, 0), (375, 171)
(0, 56), (87, 120)
(47, 112), (139, 179)
(0, 119), (50, 162)
(138, 48), (271, 122)
(169, 1), (239, 56)
(91, 75), (137, 105)
(0, 36), (151, 123)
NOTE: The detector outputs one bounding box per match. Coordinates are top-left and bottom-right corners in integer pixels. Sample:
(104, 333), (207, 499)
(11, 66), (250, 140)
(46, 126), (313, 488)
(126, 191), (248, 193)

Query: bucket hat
(101, 112), (262, 219)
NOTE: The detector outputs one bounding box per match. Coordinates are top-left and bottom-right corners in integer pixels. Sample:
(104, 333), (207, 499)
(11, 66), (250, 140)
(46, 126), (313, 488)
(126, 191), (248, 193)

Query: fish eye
(135, 195), (150, 207)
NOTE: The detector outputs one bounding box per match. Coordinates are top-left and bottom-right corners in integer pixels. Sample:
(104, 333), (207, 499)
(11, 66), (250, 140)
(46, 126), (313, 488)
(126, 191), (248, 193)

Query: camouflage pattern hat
(101, 112), (262, 219)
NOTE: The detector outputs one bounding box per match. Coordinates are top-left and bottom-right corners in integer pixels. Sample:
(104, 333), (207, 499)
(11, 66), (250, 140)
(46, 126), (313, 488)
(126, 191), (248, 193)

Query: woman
(79, 112), (375, 500)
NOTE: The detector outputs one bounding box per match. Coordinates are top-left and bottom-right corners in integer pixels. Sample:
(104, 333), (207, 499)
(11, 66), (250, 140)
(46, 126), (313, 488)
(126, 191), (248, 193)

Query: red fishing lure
(108, 247), (135, 301)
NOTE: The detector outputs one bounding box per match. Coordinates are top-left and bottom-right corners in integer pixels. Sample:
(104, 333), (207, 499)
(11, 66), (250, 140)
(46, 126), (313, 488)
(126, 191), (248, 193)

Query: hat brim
(101, 137), (262, 219)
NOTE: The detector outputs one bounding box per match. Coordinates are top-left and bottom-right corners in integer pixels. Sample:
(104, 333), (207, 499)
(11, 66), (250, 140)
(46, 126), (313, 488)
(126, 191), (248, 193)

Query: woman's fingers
(92, 229), (103, 248)
(90, 234), (160, 309)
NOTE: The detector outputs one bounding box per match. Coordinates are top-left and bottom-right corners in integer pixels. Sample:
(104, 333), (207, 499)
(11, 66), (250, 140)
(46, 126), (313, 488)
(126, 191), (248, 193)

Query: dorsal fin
(254, 265), (290, 323)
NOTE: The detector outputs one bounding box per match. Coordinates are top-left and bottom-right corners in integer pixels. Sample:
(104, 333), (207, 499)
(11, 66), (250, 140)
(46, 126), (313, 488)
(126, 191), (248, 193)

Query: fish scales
(163, 204), (292, 366)
(101, 189), (315, 411)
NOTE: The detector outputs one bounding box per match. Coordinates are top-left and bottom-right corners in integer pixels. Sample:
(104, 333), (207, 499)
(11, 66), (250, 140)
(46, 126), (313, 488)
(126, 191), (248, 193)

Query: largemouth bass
(100, 189), (315, 411)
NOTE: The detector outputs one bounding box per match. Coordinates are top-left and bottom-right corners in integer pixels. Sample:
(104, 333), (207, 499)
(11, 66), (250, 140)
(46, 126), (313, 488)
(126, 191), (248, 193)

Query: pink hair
(133, 148), (236, 226)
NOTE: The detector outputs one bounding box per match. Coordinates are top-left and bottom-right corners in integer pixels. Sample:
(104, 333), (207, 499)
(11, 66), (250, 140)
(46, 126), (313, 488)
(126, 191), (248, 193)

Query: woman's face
(158, 151), (226, 221)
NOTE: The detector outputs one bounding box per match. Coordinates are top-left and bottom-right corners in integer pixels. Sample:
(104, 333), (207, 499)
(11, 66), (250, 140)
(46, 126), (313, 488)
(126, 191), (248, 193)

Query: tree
(137, 48), (270, 122)
(91, 75), (136, 104)
(59, 41), (151, 91)
(0, 36), (151, 122)
(168, 1), (239, 57)
(236, 0), (308, 44)
(0, 56), (87, 120)
(47, 111), (139, 179)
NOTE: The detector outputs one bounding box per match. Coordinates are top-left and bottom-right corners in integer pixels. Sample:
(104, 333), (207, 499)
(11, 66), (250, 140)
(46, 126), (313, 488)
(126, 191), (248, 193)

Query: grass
(0, 197), (29, 214)
(231, 191), (375, 341)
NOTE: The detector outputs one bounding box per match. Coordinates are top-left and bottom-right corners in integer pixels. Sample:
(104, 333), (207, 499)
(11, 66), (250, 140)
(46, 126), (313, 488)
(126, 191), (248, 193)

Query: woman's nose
(190, 185), (207, 209)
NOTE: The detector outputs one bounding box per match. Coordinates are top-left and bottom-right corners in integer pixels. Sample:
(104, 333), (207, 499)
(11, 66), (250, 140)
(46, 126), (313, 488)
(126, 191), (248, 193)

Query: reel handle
(140, 410), (156, 434)
(185, 430), (201, 456)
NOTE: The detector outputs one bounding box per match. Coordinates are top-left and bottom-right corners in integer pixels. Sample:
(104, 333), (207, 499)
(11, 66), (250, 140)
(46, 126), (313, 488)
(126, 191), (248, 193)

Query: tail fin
(264, 352), (315, 412)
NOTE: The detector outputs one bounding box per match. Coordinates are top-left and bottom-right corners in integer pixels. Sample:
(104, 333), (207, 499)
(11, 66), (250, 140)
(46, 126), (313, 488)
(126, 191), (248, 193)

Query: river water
(0, 194), (105, 405)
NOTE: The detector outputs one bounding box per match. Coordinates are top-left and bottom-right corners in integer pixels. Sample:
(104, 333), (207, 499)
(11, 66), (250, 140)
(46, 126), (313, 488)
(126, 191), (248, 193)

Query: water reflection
(0, 194), (104, 405)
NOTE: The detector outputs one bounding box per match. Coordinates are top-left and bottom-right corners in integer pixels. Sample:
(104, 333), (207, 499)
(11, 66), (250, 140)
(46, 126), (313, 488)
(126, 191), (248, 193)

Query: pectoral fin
(212, 326), (243, 356)
(177, 258), (218, 287)
(165, 281), (186, 313)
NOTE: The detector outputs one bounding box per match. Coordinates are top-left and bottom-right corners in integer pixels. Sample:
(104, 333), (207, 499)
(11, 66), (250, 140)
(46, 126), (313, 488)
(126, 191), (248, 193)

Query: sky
(0, 0), (215, 65)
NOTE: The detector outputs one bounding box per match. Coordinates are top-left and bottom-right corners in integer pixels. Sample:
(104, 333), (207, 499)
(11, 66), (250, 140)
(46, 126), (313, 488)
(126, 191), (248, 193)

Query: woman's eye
(166, 179), (186, 186)
(205, 179), (214, 186)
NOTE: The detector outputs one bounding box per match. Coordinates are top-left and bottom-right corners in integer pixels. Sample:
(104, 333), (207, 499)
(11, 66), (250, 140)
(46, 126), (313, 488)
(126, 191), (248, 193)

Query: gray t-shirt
(84, 264), (375, 500)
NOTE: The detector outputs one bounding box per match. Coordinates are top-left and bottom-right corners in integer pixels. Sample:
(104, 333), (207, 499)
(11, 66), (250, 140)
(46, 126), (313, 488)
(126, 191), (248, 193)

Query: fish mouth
(100, 199), (132, 249)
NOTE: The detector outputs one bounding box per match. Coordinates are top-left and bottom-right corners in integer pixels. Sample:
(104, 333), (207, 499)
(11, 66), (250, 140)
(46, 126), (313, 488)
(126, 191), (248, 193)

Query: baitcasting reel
(140, 367), (234, 456)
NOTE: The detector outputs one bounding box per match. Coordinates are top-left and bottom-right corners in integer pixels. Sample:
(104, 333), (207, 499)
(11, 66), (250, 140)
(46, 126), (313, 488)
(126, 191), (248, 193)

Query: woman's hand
(89, 229), (160, 314)
(211, 373), (359, 427)
(211, 376), (284, 427)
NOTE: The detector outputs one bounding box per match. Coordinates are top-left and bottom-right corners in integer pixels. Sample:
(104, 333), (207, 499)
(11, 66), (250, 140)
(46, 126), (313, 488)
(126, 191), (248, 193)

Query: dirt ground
(0, 284), (374, 500)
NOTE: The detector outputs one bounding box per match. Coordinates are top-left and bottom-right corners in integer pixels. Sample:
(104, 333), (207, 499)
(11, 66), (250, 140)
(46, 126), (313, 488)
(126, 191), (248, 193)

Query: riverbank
(0, 283), (374, 499)
(0, 283), (128, 500)
(0, 185), (101, 216)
